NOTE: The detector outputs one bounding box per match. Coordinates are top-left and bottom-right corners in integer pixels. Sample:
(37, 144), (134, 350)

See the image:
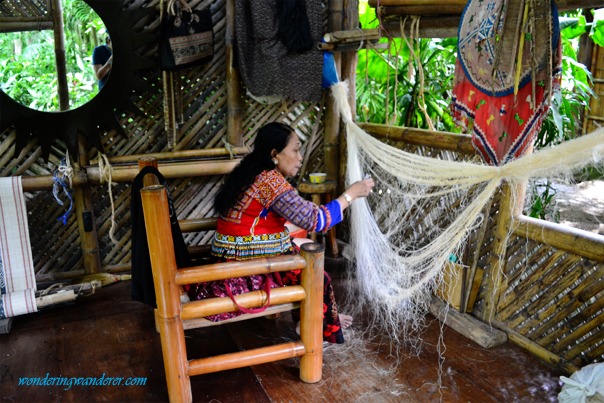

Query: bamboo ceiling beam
(370, 0), (603, 9)
(0, 22), (53, 33)
(371, 0), (604, 38)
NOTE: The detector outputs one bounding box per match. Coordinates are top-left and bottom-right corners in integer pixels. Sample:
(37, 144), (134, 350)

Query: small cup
(309, 173), (327, 184)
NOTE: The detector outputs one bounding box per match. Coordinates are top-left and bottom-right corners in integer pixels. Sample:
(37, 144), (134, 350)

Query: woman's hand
(337, 177), (375, 208)
(346, 177), (375, 200)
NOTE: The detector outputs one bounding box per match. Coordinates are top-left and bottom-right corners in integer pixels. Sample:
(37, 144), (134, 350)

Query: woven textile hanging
(0, 177), (37, 319)
(450, 0), (561, 165)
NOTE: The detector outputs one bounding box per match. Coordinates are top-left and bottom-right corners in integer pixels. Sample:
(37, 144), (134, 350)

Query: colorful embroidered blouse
(212, 169), (342, 260)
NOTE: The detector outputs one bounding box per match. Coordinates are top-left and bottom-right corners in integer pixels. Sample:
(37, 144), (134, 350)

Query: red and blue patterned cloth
(450, 0), (561, 165)
(187, 169), (347, 343)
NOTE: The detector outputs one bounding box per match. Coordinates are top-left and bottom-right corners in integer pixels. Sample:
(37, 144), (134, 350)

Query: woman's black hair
(214, 122), (294, 216)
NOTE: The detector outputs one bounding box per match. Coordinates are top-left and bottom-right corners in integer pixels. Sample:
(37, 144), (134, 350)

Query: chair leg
(298, 243), (325, 383)
(157, 316), (192, 403)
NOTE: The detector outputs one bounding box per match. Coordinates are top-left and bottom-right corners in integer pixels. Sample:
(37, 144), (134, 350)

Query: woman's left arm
(271, 190), (342, 232)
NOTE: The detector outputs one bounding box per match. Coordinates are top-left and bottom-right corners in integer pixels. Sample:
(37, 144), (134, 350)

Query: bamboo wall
(0, 0), (327, 280)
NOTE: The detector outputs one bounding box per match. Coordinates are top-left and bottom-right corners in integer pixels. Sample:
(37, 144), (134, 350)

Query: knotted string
(98, 152), (117, 244)
(52, 153), (74, 225)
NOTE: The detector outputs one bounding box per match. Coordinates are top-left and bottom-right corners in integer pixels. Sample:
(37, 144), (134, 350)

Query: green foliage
(0, 1), (106, 111)
(356, 2), (458, 132)
(528, 180), (560, 222)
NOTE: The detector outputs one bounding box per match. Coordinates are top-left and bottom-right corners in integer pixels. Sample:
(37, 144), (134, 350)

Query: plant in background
(0, 0), (105, 111)
(356, 2), (458, 132)
(527, 180), (561, 222)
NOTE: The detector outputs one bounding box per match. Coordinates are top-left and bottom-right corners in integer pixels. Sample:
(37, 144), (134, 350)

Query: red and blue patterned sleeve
(269, 189), (342, 232)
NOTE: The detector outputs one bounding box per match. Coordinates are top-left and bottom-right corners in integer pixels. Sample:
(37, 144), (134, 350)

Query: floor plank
(0, 277), (563, 402)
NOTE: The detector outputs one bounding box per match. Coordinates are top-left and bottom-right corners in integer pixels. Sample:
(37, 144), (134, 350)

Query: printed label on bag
(169, 31), (213, 65)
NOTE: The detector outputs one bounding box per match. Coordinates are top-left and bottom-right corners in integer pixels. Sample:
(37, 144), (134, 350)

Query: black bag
(159, 0), (214, 71)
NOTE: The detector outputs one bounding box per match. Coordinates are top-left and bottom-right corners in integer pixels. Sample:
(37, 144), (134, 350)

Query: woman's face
(274, 133), (303, 177)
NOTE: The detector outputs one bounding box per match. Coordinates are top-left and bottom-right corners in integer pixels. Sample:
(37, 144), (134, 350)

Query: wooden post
(138, 157), (159, 187)
(479, 182), (514, 322)
(50, 0), (69, 111)
(74, 134), (101, 274)
(299, 242), (325, 383)
(141, 186), (191, 403)
(325, 0), (343, 185)
(341, 0), (359, 120)
(226, 0), (243, 147)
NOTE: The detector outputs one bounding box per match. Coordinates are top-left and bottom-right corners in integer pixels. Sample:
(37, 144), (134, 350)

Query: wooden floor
(1, 269), (563, 402)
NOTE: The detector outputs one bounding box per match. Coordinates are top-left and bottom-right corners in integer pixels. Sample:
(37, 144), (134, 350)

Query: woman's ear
(270, 149), (278, 158)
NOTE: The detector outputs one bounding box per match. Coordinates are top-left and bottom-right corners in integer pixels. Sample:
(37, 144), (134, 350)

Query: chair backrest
(140, 184), (324, 402)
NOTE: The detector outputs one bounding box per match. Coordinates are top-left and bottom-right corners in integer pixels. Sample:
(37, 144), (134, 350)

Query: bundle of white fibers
(331, 81), (604, 345)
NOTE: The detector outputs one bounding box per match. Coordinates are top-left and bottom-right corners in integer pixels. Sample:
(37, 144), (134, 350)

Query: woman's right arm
(270, 177), (375, 232)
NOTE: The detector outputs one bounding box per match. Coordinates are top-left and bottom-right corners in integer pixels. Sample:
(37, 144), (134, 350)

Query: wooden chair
(140, 184), (324, 403)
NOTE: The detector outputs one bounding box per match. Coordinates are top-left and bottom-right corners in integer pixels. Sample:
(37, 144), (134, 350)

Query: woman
(188, 122), (374, 343)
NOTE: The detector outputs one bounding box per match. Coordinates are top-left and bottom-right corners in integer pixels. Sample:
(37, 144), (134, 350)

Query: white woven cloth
(0, 177), (37, 319)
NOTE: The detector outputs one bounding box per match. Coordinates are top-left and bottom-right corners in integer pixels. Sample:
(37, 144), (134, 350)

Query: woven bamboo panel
(585, 42), (604, 134)
(0, 0), (327, 278)
(496, 236), (604, 367)
(0, 0), (50, 19)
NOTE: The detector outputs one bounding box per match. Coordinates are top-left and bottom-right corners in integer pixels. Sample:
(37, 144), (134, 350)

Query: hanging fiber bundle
(331, 81), (604, 345)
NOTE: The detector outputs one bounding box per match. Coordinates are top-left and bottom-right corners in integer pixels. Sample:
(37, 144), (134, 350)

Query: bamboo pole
(86, 159), (240, 183)
(491, 320), (579, 375)
(299, 243), (325, 383)
(369, 0), (603, 11)
(512, 215), (604, 263)
(187, 342), (306, 376)
(74, 134), (101, 274)
(141, 185), (191, 403)
(480, 183), (514, 322)
(323, 28), (381, 43)
(175, 255), (307, 285)
(50, 0), (68, 110)
(89, 147), (249, 165)
(138, 157), (159, 187)
(182, 303), (298, 330)
(225, 0), (243, 147)
(179, 217), (218, 232)
(0, 22), (53, 32)
(341, 0), (359, 117)
(325, 0), (343, 184)
(181, 286), (306, 320)
(460, 196), (493, 313)
(20, 159), (239, 191)
(359, 123), (475, 154)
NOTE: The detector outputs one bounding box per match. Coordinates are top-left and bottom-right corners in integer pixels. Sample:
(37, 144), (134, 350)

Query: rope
(222, 137), (235, 159)
(52, 152), (74, 225)
(98, 152), (118, 244)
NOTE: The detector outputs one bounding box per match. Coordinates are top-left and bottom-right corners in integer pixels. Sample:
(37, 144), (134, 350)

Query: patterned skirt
(186, 264), (345, 344)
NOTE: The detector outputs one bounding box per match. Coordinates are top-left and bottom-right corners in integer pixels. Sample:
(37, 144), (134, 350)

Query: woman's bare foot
(339, 314), (353, 329)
